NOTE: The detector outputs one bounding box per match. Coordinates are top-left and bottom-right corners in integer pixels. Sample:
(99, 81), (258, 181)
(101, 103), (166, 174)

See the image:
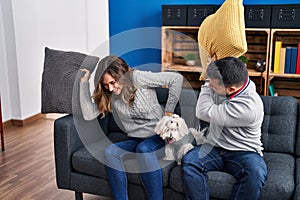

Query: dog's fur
(154, 114), (206, 165)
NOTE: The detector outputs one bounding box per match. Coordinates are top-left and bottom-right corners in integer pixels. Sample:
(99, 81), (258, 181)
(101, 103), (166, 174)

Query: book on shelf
(279, 47), (286, 74)
(290, 47), (298, 74)
(273, 41), (282, 74)
(275, 44), (299, 75)
(269, 83), (276, 96)
(285, 47), (292, 74)
(296, 43), (300, 74)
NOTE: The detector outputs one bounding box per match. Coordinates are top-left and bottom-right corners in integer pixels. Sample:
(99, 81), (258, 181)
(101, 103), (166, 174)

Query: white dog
(154, 114), (206, 165)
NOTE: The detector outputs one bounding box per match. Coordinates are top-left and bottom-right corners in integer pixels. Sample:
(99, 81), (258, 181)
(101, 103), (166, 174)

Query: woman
(80, 55), (183, 200)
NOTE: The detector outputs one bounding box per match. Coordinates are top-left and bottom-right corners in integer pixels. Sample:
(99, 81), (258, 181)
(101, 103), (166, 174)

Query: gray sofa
(54, 87), (300, 200)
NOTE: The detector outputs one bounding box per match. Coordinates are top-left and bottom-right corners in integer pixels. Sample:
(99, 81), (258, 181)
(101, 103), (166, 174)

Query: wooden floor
(0, 115), (112, 200)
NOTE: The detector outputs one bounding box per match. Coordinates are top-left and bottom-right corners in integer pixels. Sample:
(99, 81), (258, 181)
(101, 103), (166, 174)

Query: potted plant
(238, 55), (248, 66)
(184, 53), (197, 66)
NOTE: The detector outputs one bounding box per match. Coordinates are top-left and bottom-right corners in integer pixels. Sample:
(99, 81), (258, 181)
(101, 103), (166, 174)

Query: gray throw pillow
(41, 47), (99, 114)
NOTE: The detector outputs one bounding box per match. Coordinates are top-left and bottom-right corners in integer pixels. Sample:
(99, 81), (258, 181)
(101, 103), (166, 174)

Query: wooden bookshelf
(161, 26), (300, 101)
(244, 28), (270, 95)
(268, 29), (300, 78)
(161, 26), (200, 73)
(161, 26), (270, 94)
(267, 29), (300, 102)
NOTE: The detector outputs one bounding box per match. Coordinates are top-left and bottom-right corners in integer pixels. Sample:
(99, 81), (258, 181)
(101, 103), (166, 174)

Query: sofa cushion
(260, 96), (298, 154)
(41, 47), (99, 114)
(156, 87), (199, 128)
(179, 89), (199, 128)
(168, 152), (294, 199)
(71, 132), (129, 177)
(260, 152), (295, 199)
(155, 87), (181, 116)
(72, 138), (110, 179)
(106, 112), (127, 136)
(72, 139), (176, 187)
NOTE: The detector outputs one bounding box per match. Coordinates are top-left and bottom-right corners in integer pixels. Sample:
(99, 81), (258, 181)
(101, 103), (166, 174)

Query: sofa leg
(75, 191), (83, 200)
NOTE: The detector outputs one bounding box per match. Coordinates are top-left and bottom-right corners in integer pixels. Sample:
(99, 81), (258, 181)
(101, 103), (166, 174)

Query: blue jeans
(104, 135), (165, 200)
(182, 144), (267, 200)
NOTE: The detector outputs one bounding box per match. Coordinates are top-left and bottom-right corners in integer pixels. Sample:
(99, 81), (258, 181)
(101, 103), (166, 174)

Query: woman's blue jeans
(104, 135), (165, 200)
(182, 144), (267, 200)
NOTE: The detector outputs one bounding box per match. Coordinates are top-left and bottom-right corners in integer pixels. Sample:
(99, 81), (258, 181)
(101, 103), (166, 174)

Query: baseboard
(3, 113), (45, 128)
(3, 120), (12, 129)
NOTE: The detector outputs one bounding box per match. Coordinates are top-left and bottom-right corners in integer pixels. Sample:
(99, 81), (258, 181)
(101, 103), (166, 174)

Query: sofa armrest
(54, 114), (83, 189)
(54, 114), (111, 189)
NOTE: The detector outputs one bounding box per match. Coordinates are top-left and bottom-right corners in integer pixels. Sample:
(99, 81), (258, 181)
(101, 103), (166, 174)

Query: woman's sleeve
(134, 70), (183, 113)
(80, 82), (101, 120)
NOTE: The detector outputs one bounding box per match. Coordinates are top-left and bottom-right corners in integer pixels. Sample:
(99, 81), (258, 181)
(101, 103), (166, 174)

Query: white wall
(0, 0), (109, 121)
(0, 3), (11, 121)
(0, 0), (21, 121)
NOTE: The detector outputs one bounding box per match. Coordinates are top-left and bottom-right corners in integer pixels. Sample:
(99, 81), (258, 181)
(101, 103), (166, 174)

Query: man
(182, 57), (267, 200)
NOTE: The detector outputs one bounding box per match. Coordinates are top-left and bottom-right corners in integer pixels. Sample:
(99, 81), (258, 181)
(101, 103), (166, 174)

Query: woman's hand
(165, 111), (173, 116)
(80, 68), (91, 83)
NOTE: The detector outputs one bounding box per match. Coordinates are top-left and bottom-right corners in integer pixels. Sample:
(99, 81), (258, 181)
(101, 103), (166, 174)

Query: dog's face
(154, 114), (189, 144)
(165, 118), (178, 130)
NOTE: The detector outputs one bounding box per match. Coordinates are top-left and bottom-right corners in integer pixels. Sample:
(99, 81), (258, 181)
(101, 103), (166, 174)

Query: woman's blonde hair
(93, 56), (136, 117)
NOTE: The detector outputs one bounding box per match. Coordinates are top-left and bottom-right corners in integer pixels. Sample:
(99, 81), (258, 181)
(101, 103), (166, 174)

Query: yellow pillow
(198, 0), (247, 80)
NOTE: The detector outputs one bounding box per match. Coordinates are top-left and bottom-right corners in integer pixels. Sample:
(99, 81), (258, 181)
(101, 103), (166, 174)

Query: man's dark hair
(206, 57), (248, 87)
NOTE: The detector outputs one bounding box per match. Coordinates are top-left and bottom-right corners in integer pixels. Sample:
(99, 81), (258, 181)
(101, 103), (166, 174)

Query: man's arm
(196, 81), (214, 122)
(196, 81), (256, 127)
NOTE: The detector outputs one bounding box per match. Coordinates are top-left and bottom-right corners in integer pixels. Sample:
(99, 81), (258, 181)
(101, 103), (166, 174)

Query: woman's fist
(80, 68), (91, 83)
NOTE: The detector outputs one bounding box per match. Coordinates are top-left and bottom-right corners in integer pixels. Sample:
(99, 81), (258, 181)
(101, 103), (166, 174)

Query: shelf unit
(161, 26), (202, 90)
(161, 26), (201, 73)
(244, 28), (271, 95)
(161, 26), (271, 94)
(268, 29), (300, 77)
(267, 29), (300, 102)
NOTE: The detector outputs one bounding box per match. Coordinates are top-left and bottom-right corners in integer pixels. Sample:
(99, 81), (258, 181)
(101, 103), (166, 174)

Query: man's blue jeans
(104, 135), (165, 200)
(182, 144), (267, 200)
